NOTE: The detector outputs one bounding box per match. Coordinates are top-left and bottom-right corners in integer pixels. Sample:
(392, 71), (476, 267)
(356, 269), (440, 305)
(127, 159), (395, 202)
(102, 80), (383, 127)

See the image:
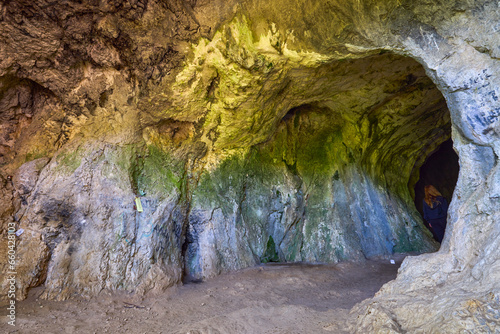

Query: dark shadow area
(414, 139), (459, 232)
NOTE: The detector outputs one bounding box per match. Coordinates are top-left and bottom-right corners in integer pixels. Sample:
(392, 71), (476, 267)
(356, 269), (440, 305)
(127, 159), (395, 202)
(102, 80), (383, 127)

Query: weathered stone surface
(0, 0), (499, 332)
(185, 87), (442, 279)
(12, 158), (49, 196)
(7, 142), (190, 300)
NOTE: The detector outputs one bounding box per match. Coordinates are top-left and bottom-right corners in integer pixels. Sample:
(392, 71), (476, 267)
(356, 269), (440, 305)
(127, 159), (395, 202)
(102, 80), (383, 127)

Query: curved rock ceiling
(0, 0), (499, 332)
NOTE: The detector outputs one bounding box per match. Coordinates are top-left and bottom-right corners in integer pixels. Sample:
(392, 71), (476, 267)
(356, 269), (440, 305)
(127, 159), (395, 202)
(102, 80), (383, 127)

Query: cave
(1, 0), (499, 333)
(181, 52), (450, 282)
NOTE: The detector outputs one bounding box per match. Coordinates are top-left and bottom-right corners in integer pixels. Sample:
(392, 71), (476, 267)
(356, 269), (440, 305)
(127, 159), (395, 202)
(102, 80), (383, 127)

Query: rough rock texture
(183, 53), (446, 280)
(1, 0), (499, 332)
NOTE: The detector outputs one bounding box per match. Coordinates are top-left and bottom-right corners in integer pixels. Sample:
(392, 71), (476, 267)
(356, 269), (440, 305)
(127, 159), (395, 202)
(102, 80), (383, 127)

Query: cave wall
(1, 0), (499, 331)
(186, 104), (436, 280)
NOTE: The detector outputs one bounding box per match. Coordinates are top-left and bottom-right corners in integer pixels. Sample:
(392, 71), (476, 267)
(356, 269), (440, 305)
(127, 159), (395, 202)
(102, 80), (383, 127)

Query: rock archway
(0, 0), (499, 331)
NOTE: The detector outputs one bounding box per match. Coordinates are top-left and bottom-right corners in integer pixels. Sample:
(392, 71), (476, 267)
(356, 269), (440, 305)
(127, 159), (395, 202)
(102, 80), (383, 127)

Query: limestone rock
(0, 1), (499, 332)
(12, 158), (49, 195)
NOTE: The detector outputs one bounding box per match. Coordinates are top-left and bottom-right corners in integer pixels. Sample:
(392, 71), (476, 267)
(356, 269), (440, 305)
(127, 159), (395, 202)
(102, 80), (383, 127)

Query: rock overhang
(0, 1), (499, 332)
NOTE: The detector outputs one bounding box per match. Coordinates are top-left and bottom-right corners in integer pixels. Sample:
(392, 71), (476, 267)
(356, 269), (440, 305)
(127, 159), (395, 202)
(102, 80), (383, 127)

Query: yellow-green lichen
(25, 151), (48, 163)
(56, 146), (84, 174)
(136, 145), (184, 198)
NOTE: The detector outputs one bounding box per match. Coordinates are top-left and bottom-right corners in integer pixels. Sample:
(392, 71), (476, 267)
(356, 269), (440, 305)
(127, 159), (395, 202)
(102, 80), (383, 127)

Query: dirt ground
(2, 254), (410, 334)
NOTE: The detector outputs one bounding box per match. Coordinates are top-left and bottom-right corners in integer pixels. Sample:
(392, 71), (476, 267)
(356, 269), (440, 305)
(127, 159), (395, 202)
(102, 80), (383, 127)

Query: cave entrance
(412, 139), (459, 241)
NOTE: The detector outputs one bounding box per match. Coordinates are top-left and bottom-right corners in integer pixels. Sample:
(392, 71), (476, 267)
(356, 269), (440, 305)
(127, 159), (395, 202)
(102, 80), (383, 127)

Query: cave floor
(5, 254), (410, 334)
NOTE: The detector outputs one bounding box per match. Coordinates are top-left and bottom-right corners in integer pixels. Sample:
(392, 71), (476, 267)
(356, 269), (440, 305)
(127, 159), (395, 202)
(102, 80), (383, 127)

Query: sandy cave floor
(3, 254), (411, 334)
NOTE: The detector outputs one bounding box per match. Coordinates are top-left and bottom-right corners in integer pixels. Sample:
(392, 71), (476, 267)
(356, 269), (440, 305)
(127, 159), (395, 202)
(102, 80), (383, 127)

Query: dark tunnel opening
(413, 139), (459, 240)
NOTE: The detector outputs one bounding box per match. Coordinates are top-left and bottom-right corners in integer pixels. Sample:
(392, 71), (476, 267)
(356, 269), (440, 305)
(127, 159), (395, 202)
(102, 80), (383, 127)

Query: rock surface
(0, 0), (499, 332)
